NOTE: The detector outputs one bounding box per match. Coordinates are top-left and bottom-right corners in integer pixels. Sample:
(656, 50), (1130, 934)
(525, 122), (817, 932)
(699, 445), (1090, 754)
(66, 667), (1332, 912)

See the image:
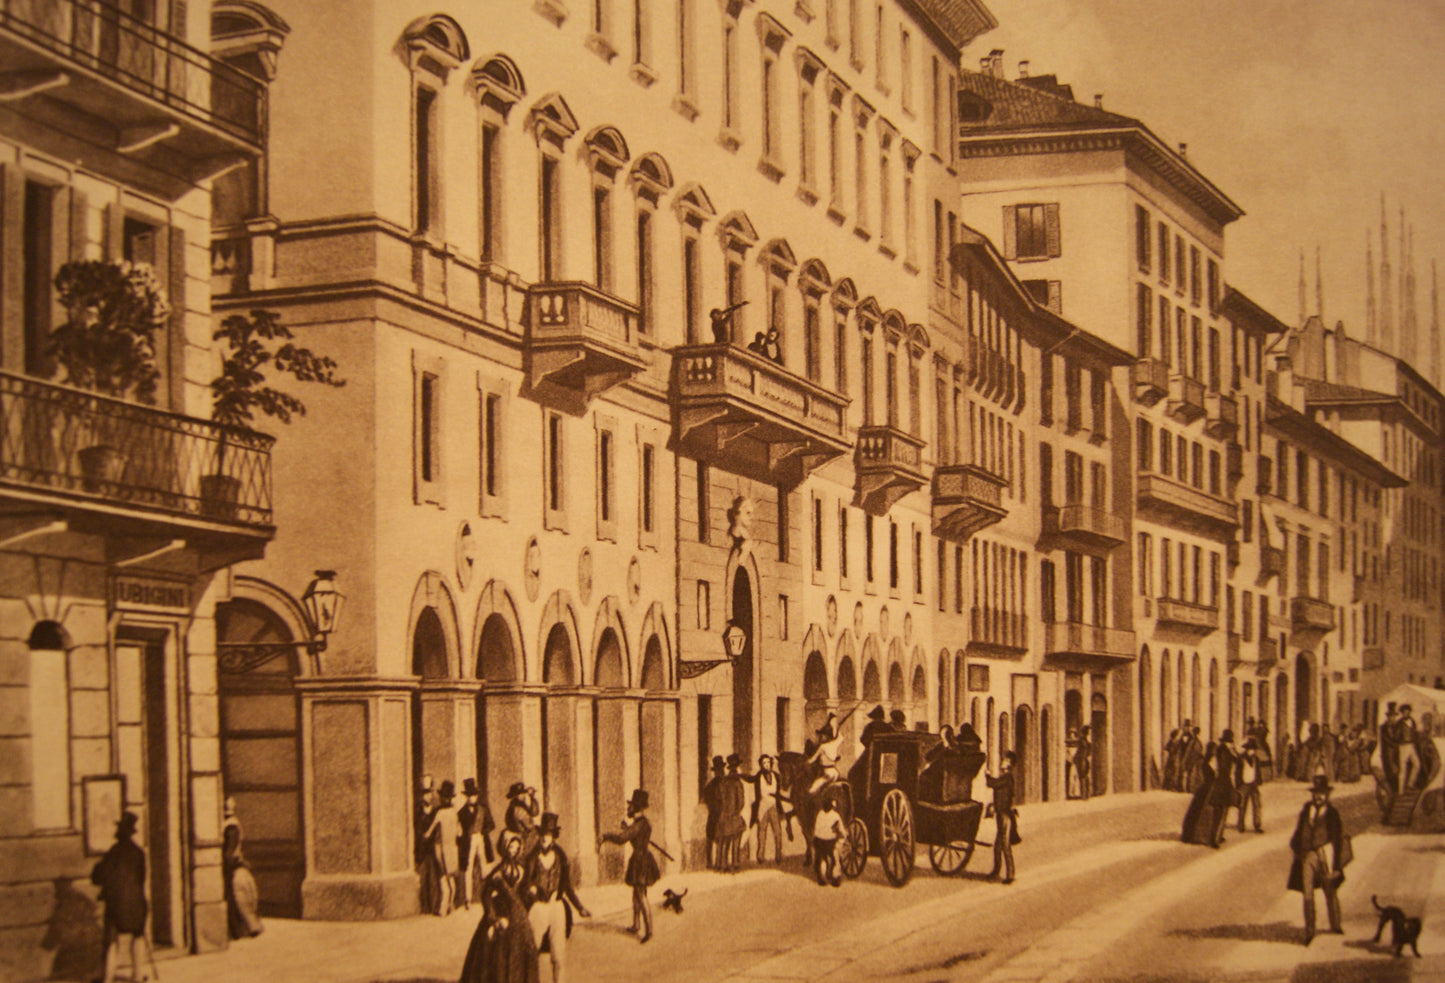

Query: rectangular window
(635, 210), (653, 335)
(1159, 225), (1170, 285)
(546, 412), (566, 524)
(722, 19), (738, 134)
(1208, 328), (1220, 391)
(835, 311), (849, 395)
(677, 0), (696, 101)
(1190, 245), (1202, 305)
(779, 595), (790, 640)
(1137, 418), (1153, 471)
(1039, 353), (1053, 425)
(1241, 591), (1253, 641)
(761, 46), (780, 164)
(1159, 296), (1172, 364)
(804, 299), (822, 383)
(1139, 532), (1152, 595)
(866, 515), (876, 583)
(697, 461), (709, 543)
(813, 496), (825, 572)
(1136, 205), (1152, 271)
(1137, 284), (1153, 357)
(415, 360), (444, 506)
(937, 539), (946, 611)
(480, 124), (501, 262)
(592, 183), (612, 289)
(1041, 559), (1056, 623)
(480, 391), (503, 508)
(540, 156), (561, 280)
(697, 580), (710, 629)
(862, 334), (875, 426)
(778, 487), (790, 562)
(23, 181), (58, 376)
(1161, 538), (1172, 597)
(839, 506), (849, 579)
(414, 86), (438, 234)
(913, 528), (923, 596)
(697, 696), (712, 798)
(1175, 235), (1186, 289)
(1009, 203), (1059, 260)
(798, 70), (818, 192)
(776, 697), (791, 755)
(828, 86), (845, 212)
(899, 29), (913, 110)
(902, 152), (917, 266)
(954, 545), (964, 613)
(683, 234), (702, 343)
(640, 442), (655, 536)
(889, 521), (899, 591)
(854, 120), (869, 232)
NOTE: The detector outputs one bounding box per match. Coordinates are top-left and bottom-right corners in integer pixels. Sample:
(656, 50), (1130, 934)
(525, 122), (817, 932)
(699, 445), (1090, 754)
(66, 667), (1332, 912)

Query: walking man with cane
(985, 751), (1019, 885)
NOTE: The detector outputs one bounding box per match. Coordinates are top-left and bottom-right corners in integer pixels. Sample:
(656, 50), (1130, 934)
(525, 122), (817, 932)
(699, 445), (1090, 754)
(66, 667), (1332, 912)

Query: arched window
(629, 153), (672, 338)
(584, 126), (631, 292)
(472, 55), (527, 264)
(400, 15), (470, 237)
(798, 259), (830, 383)
(530, 94), (580, 280)
(760, 239), (796, 366)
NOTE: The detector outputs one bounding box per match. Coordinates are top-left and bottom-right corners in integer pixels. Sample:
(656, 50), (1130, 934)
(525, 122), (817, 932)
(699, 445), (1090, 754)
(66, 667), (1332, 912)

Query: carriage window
(879, 751), (898, 785)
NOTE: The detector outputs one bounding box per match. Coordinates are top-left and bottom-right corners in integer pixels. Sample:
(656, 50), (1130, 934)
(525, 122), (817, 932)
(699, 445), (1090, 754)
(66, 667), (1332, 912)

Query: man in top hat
(1396, 704), (1420, 795)
(702, 756), (726, 869)
(1380, 703), (1401, 793)
(751, 754), (784, 864)
(985, 752), (1019, 885)
(860, 705), (891, 747)
(717, 755), (748, 872)
(1237, 737), (1264, 833)
(504, 781), (539, 860)
(599, 789), (660, 943)
(457, 778), (495, 908)
(1288, 776), (1347, 944)
(93, 811), (154, 983)
(889, 709), (908, 732)
(524, 812), (590, 983)
(425, 780), (462, 915)
(1208, 729), (1239, 847)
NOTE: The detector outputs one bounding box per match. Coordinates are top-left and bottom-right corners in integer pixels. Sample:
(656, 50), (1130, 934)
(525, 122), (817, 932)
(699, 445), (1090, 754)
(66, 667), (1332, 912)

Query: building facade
(0, 1), (273, 974)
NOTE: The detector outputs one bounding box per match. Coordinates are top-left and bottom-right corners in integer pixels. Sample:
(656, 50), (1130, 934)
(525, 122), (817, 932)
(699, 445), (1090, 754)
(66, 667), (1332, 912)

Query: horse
(780, 750), (852, 867)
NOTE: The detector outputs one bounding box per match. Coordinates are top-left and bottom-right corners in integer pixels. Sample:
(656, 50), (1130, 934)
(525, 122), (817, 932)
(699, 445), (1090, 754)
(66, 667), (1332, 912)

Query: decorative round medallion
(578, 548), (594, 607)
(524, 536), (542, 602)
(879, 606), (891, 641)
(455, 521), (477, 592)
(627, 557), (642, 606)
(826, 596), (838, 636)
(853, 602), (865, 639)
(904, 612), (913, 647)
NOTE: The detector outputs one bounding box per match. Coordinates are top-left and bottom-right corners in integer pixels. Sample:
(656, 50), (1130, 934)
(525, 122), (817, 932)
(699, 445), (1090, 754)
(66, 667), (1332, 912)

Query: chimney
(1018, 60), (1030, 79)
(1094, 94), (1103, 109)
(980, 56), (991, 73)
(989, 48), (1005, 79)
(1178, 142), (1188, 158)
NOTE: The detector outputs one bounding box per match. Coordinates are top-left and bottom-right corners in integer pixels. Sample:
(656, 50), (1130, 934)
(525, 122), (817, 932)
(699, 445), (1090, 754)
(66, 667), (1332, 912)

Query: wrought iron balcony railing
(1042, 621), (1136, 670)
(1136, 472), (1237, 532)
(854, 425), (926, 515)
(0, 370), (274, 530)
(1154, 596), (1220, 633)
(932, 463), (1007, 542)
(1042, 502), (1128, 549)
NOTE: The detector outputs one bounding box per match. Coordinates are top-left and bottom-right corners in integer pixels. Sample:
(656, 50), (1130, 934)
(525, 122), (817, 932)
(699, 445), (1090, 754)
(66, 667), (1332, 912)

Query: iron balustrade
(0, 370), (273, 527)
(1042, 621), (1136, 663)
(0, 0), (266, 145)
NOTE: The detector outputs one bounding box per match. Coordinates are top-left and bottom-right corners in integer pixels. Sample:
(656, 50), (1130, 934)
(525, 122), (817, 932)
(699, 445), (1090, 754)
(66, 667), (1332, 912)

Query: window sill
(1014, 254), (1050, 264)
(717, 128), (742, 153)
(585, 32), (617, 62)
(481, 496), (509, 520)
(825, 204), (846, 226)
(544, 509), (569, 533)
(629, 61), (659, 88)
(596, 523), (618, 544)
(794, 0), (815, 23)
(901, 260), (919, 276)
(796, 184), (820, 206)
(757, 156), (786, 183)
(672, 92), (701, 122)
(878, 241), (897, 260)
(852, 224), (872, 242)
(850, 56), (865, 73)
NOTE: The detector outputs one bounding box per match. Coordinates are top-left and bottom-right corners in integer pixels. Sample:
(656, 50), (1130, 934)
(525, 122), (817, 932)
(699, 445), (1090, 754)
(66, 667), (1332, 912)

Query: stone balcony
(672, 343), (849, 485)
(932, 464), (1008, 542)
(1226, 440), (1245, 480)
(1168, 374), (1206, 422)
(0, 0), (265, 193)
(1256, 456), (1273, 495)
(1131, 357), (1170, 406)
(1136, 472), (1237, 534)
(526, 281), (648, 404)
(1260, 544), (1285, 582)
(1042, 621), (1137, 671)
(1226, 631), (1244, 669)
(1290, 595), (1336, 633)
(1042, 503), (1128, 550)
(853, 425), (926, 516)
(1155, 597), (1220, 634)
(1258, 636), (1280, 673)
(0, 370), (274, 570)
(1205, 390), (1239, 438)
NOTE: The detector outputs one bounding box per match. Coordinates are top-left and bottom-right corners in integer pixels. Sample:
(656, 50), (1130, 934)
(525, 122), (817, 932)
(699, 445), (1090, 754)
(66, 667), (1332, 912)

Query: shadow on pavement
(1169, 921), (1302, 944)
(1290, 958), (1412, 982)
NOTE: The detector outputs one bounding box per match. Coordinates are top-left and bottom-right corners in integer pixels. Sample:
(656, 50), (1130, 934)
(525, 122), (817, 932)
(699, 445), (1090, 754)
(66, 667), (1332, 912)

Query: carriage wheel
(928, 839), (974, 875)
(840, 818), (868, 878)
(879, 789), (915, 887)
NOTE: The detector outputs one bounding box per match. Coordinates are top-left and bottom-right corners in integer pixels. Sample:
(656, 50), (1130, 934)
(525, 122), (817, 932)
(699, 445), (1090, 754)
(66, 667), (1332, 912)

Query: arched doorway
(1138, 649), (1153, 789)
(1295, 654), (1312, 731)
(476, 613), (517, 808)
(985, 697), (996, 768)
(911, 665), (927, 729)
(836, 654), (857, 764)
(1040, 705), (1053, 802)
(412, 608), (450, 790)
(1276, 672), (1290, 763)
(1190, 653), (1201, 725)
(542, 625), (577, 854)
(218, 600), (304, 917)
(803, 651), (829, 740)
(730, 569), (755, 763)
(594, 629), (627, 882)
(863, 659), (882, 704)
(936, 652), (949, 729)
(887, 662), (906, 720)
(639, 636), (668, 814)
(1208, 659), (1219, 738)
(1160, 651), (1173, 739)
(1014, 706), (1033, 805)
(1091, 692), (1108, 796)
(1228, 677), (1239, 736)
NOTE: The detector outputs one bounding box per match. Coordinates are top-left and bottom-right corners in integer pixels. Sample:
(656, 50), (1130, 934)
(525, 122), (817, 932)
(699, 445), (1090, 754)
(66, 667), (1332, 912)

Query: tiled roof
(957, 68), (1136, 131)
(1302, 379), (1395, 404)
(910, 0), (998, 49)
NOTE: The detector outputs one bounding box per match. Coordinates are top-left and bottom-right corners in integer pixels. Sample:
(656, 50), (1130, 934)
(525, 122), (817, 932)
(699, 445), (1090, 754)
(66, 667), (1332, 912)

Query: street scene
(2, 0), (1445, 981)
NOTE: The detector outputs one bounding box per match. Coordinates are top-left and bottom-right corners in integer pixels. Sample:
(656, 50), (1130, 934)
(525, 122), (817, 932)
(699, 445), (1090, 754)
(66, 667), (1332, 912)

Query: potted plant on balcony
(207, 308), (343, 518)
(46, 259), (168, 489)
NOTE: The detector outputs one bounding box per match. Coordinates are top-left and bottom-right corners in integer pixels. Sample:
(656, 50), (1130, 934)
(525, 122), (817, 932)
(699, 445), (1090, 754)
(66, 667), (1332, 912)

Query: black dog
(1372, 895), (1423, 957)
(661, 888), (687, 914)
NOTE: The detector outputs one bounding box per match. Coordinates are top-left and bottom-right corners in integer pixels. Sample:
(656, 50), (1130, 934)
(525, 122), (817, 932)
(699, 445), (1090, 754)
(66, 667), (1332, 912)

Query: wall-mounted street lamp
(679, 620), (747, 680)
(217, 570), (344, 675)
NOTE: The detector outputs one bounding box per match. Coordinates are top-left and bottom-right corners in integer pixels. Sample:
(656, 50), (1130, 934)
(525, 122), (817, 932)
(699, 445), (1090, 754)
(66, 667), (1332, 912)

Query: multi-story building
(0, 0), (272, 972)
(204, 0), (1014, 925)
(954, 54), (1244, 786)
(1284, 317), (1445, 716)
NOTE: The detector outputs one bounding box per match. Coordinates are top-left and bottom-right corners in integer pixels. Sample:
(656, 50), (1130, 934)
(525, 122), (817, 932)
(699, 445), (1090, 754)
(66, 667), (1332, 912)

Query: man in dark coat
(599, 789), (660, 943)
(860, 705), (891, 747)
(1237, 737), (1264, 833)
(524, 814), (590, 983)
(889, 709), (908, 732)
(985, 751), (1019, 885)
(415, 775), (438, 914)
(503, 782), (539, 860)
(93, 812), (153, 983)
(702, 756), (726, 869)
(717, 755), (748, 872)
(1288, 776), (1347, 945)
(458, 777), (496, 908)
(1208, 730), (1239, 847)
(750, 754), (784, 864)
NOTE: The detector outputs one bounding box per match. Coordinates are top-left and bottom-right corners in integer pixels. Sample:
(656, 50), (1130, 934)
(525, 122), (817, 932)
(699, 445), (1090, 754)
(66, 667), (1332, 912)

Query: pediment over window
(672, 183), (715, 228)
(718, 210), (758, 252)
(529, 92), (580, 149)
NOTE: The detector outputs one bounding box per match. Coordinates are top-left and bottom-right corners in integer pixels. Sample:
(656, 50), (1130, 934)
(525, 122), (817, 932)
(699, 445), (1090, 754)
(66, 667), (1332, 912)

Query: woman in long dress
(222, 797), (264, 939)
(459, 832), (538, 983)
(1180, 742), (1218, 844)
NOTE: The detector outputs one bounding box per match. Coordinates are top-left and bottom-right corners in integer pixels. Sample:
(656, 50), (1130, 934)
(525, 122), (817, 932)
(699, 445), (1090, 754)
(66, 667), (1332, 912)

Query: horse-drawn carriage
(783, 729), (987, 887)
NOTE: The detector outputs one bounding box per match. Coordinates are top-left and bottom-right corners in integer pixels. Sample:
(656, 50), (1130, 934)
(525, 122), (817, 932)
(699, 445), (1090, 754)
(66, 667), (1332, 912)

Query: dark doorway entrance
(730, 569), (754, 763)
(1014, 706), (1032, 805)
(1091, 692), (1108, 796)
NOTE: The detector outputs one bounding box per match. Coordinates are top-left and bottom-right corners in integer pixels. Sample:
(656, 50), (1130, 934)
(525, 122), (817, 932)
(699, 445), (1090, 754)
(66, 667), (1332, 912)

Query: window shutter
(166, 223), (186, 406)
(0, 164), (23, 368)
(1044, 202), (1061, 257)
(1047, 280), (1062, 315)
(68, 189), (88, 260)
(1001, 205), (1016, 260)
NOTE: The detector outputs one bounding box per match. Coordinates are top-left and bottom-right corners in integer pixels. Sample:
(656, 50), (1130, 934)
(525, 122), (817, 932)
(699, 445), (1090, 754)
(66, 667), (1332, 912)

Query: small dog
(661, 888), (687, 914)
(1371, 895), (1423, 957)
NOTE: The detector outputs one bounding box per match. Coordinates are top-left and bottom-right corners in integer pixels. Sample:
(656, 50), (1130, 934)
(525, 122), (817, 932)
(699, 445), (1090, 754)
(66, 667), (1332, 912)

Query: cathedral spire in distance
(1380, 195), (1394, 354)
(1366, 228), (1377, 346)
